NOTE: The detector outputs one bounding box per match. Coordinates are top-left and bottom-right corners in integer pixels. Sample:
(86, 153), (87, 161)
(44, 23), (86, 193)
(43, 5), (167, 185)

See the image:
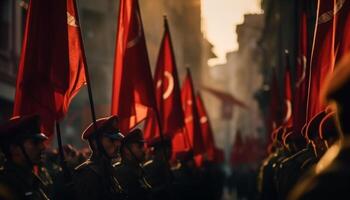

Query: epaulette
(112, 161), (122, 168)
(142, 160), (153, 167)
(74, 160), (93, 171)
(171, 162), (182, 171)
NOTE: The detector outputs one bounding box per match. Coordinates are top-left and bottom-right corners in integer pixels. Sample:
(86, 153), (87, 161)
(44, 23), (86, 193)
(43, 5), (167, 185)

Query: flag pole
(73, 0), (97, 128)
(73, 0), (109, 160)
(56, 122), (71, 181)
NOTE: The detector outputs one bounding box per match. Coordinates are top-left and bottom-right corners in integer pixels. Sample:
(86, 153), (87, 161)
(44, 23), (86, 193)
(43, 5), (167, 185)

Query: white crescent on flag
(283, 99), (292, 123)
(318, 0), (345, 24)
(156, 71), (175, 100)
(127, 11), (142, 48)
(296, 55), (307, 87)
(67, 12), (78, 27)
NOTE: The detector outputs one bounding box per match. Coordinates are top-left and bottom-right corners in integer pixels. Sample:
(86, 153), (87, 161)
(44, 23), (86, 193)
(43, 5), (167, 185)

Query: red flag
(307, 0), (336, 121)
(196, 93), (216, 161)
(181, 69), (204, 155)
(335, 0), (350, 61)
(13, 0), (86, 136)
(282, 52), (293, 127)
(293, 0), (310, 136)
(143, 17), (184, 140)
(267, 70), (283, 136)
(111, 0), (156, 134)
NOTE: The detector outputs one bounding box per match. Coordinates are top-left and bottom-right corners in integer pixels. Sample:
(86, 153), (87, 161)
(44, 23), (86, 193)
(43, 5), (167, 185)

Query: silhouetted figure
(74, 116), (126, 200)
(0, 115), (50, 200)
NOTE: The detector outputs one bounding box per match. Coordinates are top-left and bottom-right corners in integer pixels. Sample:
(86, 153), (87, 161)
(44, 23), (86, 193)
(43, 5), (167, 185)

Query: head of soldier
(0, 115), (48, 166)
(120, 128), (146, 163)
(306, 111), (329, 157)
(82, 115), (124, 159)
(148, 135), (172, 161)
(322, 53), (350, 137)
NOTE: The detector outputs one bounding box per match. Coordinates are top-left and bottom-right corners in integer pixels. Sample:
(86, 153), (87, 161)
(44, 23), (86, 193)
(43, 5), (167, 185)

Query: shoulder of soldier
(74, 159), (101, 177)
(280, 148), (308, 166)
(142, 159), (154, 168)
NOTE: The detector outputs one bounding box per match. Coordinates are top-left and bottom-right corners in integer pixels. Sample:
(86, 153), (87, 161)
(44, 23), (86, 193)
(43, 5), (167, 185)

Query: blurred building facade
(205, 14), (265, 160)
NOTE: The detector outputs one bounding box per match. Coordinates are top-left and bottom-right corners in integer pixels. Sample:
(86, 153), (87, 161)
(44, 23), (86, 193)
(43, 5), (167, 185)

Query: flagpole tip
(284, 49), (289, 54)
(163, 14), (168, 27)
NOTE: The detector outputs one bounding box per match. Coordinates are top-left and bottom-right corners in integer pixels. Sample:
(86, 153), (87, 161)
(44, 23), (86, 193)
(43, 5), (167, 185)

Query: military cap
(319, 112), (339, 140)
(271, 126), (285, 142)
(82, 115), (124, 141)
(306, 110), (328, 140)
(0, 115), (48, 143)
(174, 150), (194, 162)
(121, 128), (145, 148)
(147, 135), (172, 149)
(301, 123), (308, 137)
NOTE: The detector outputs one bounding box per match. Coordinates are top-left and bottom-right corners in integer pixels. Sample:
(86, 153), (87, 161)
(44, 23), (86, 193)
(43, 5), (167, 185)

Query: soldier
(143, 136), (173, 200)
(257, 126), (288, 200)
(0, 115), (50, 200)
(288, 53), (350, 199)
(74, 115), (126, 200)
(114, 128), (152, 200)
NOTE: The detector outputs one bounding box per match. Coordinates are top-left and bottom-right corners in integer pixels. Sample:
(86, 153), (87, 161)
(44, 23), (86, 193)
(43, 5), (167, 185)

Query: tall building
(207, 14), (265, 159)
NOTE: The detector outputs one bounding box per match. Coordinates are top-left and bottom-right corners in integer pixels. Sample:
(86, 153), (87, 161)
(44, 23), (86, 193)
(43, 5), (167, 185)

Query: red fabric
(181, 69), (204, 155)
(143, 17), (184, 141)
(13, 0), (86, 137)
(283, 58), (293, 127)
(307, 0), (336, 121)
(293, 0), (309, 136)
(335, 0), (350, 62)
(196, 94), (216, 161)
(111, 0), (156, 134)
(267, 70), (282, 136)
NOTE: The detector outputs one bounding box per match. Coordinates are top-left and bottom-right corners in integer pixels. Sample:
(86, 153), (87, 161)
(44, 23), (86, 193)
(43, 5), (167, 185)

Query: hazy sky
(201, 0), (262, 66)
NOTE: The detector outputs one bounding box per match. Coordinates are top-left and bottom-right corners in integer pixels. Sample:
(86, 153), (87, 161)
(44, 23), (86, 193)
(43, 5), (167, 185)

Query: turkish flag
(13, 0), (86, 137)
(282, 53), (293, 127)
(267, 70), (283, 136)
(143, 17), (184, 141)
(196, 93), (216, 161)
(111, 0), (156, 134)
(181, 69), (204, 155)
(335, 0), (350, 62)
(293, 0), (310, 136)
(307, 0), (336, 121)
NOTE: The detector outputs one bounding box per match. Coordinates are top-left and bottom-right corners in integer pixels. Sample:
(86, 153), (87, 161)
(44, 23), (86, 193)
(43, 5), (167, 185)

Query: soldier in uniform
(258, 126), (288, 200)
(114, 128), (152, 200)
(275, 111), (329, 200)
(288, 53), (350, 199)
(74, 115), (126, 200)
(143, 136), (173, 200)
(0, 115), (50, 200)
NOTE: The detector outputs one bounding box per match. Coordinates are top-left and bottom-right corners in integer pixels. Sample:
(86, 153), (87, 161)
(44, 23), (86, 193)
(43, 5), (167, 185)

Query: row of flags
(268, 0), (350, 140)
(12, 0), (223, 164)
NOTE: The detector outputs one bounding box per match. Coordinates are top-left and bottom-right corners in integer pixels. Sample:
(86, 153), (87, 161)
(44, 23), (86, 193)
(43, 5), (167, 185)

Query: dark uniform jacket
(0, 161), (50, 200)
(143, 157), (173, 200)
(275, 144), (316, 199)
(114, 159), (151, 200)
(288, 141), (350, 200)
(74, 155), (125, 200)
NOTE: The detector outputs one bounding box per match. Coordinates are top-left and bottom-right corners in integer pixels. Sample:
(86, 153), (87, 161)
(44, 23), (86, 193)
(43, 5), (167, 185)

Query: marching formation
(257, 0), (350, 200)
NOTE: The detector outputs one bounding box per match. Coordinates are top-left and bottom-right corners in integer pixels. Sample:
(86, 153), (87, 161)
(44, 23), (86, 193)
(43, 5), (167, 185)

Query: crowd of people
(257, 54), (350, 200)
(0, 115), (225, 200)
